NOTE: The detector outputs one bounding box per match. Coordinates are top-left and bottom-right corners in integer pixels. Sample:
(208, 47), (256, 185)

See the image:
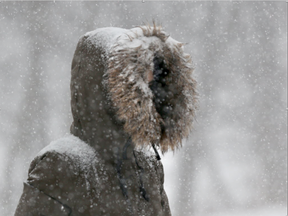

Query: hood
(70, 24), (197, 154)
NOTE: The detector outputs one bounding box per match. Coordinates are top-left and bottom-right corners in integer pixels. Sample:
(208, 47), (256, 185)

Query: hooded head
(70, 24), (197, 155)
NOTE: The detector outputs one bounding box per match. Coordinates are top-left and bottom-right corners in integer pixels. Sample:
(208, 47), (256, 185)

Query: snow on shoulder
(37, 134), (98, 170)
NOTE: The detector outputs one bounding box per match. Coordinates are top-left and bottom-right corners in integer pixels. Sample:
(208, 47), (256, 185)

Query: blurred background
(0, 2), (286, 216)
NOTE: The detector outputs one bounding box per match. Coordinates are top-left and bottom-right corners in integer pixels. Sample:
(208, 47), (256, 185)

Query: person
(15, 24), (197, 216)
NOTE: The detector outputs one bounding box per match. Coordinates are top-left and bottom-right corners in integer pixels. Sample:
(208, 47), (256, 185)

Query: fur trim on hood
(104, 24), (197, 152)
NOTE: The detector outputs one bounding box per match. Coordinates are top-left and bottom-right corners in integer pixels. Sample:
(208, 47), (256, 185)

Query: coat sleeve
(14, 151), (77, 216)
(14, 182), (71, 216)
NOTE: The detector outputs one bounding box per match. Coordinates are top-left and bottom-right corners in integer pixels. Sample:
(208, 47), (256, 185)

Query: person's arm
(15, 182), (71, 216)
(14, 152), (76, 216)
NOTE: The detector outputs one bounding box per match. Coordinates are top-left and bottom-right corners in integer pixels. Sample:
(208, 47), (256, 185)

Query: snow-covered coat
(15, 25), (197, 216)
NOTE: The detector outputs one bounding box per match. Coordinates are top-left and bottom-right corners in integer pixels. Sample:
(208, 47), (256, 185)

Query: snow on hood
(84, 27), (130, 56)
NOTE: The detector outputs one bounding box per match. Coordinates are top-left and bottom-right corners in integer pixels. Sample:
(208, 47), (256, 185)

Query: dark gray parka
(15, 25), (197, 216)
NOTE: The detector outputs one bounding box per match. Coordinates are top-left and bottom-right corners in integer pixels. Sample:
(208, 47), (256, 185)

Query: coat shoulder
(29, 134), (98, 174)
(17, 135), (100, 216)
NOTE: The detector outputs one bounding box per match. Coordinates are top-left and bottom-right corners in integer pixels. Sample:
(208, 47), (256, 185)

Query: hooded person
(15, 24), (197, 216)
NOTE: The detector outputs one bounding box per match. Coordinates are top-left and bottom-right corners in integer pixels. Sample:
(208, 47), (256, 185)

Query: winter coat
(15, 25), (197, 216)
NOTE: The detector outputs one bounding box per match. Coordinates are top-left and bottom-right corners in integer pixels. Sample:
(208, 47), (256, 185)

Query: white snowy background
(0, 2), (286, 216)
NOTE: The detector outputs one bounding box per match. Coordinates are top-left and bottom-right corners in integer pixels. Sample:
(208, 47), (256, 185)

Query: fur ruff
(105, 24), (197, 153)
